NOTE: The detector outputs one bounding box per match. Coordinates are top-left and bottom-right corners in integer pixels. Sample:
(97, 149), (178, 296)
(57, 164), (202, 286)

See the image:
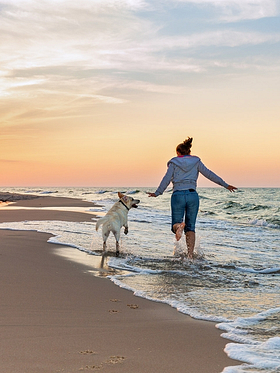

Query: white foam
(236, 266), (280, 274)
(218, 308), (280, 331)
(108, 260), (145, 274)
(218, 309), (280, 372)
(173, 234), (203, 258)
(221, 364), (255, 372)
(224, 337), (280, 370)
(39, 190), (58, 194)
(248, 218), (279, 229)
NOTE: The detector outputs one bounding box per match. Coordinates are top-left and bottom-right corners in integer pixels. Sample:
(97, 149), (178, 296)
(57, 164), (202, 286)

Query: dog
(95, 192), (140, 256)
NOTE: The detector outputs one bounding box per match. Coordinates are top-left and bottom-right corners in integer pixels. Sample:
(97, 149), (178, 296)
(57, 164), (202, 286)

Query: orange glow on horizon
(1, 1), (279, 188)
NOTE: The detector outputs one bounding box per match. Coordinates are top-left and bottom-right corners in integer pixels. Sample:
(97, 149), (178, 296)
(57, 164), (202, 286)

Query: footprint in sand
(127, 304), (139, 309)
(80, 350), (96, 355)
(107, 356), (125, 364)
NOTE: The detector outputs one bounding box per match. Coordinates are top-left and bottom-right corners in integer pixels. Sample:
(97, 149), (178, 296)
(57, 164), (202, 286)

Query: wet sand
(0, 193), (239, 372)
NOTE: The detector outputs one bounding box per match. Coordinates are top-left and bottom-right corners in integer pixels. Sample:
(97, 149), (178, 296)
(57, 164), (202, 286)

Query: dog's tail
(95, 217), (107, 231)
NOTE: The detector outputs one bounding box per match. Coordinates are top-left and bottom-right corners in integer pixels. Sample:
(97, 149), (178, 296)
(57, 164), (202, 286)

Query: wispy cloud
(174, 0), (279, 22)
(0, 0), (155, 108)
(141, 30), (280, 52)
(0, 0), (279, 126)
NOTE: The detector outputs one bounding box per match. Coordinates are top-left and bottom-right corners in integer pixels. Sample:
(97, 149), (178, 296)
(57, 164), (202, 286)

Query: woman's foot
(175, 222), (185, 241)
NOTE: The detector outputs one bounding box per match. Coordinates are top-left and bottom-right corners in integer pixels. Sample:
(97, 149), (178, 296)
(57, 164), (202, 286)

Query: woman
(148, 137), (237, 259)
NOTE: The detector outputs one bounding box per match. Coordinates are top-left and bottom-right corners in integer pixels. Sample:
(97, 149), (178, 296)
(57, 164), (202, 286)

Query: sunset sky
(1, 0), (279, 187)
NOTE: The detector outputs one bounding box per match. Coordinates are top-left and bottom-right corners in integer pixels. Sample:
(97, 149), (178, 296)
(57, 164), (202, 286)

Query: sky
(1, 0), (280, 187)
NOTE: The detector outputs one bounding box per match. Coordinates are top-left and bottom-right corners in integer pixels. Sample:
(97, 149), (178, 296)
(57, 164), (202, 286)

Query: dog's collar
(119, 199), (129, 210)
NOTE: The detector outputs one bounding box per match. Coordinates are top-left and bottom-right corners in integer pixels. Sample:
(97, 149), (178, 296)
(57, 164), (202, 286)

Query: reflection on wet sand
(53, 247), (123, 278)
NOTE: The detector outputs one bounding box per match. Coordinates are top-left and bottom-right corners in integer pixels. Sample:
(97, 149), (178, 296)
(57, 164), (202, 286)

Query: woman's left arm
(227, 185), (238, 192)
(198, 160), (237, 191)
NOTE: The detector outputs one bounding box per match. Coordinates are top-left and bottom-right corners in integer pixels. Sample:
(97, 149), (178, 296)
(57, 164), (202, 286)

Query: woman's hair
(176, 137), (193, 155)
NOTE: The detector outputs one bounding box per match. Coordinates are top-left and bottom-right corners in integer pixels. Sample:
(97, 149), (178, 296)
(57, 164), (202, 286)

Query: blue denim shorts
(171, 190), (199, 233)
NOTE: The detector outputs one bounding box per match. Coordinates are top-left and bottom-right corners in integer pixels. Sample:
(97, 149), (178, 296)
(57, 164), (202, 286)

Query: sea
(0, 186), (279, 373)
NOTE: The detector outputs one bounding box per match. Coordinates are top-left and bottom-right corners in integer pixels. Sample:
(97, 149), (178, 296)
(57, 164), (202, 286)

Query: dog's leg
(116, 241), (120, 257)
(102, 229), (109, 252)
(112, 230), (121, 257)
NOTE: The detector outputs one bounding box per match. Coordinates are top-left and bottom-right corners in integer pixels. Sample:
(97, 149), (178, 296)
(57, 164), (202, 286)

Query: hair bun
(183, 137), (193, 146)
(176, 137), (193, 155)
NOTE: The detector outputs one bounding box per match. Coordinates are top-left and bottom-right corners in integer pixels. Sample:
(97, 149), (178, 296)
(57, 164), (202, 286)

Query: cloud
(174, 0), (279, 21)
(1, 0), (279, 74)
(0, 0), (156, 102)
(0, 0), (279, 127)
(0, 0), (153, 68)
(142, 30), (280, 52)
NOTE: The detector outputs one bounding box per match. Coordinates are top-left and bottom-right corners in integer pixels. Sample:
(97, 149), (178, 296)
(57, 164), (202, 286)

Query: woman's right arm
(149, 163), (175, 197)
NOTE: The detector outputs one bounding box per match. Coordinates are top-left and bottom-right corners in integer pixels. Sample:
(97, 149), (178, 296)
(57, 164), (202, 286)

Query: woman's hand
(227, 185), (237, 192)
(147, 192), (157, 197)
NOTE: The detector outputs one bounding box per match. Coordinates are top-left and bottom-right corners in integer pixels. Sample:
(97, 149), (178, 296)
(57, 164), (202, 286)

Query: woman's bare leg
(186, 231), (195, 259)
(173, 222), (185, 241)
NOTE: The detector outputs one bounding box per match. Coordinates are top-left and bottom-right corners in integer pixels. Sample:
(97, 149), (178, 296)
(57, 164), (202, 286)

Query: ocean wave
(218, 308), (280, 343)
(199, 195), (211, 200)
(250, 204), (270, 211)
(88, 207), (106, 212)
(248, 218), (280, 229)
(219, 308), (280, 373)
(223, 201), (271, 213)
(199, 210), (216, 215)
(126, 190), (141, 194)
(130, 219), (152, 224)
(39, 190), (58, 194)
(95, 190), (110, 194)
(223, 337), (280, 373)
(236, 266), (280, 274)
(24, 189), (43, 194)
(268, 218), (280, 227)
(224, 201), (242, 209)
(239, 203), (271, 211)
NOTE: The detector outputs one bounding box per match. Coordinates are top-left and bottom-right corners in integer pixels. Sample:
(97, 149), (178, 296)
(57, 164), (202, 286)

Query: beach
(0, 193), (239, 373)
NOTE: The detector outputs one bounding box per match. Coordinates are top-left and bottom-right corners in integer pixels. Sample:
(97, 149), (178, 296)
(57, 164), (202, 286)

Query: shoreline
(0, 193), (239, 372)
(0, 192), (98, 223)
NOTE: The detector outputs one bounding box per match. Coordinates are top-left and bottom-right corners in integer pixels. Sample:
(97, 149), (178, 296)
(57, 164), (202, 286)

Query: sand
(0, 193), (239, 373)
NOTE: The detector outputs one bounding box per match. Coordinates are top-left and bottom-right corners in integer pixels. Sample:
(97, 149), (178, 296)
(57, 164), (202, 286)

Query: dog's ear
(118, 192), (124, 199)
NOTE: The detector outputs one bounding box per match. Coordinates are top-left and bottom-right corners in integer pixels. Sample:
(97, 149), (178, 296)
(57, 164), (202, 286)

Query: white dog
(95, 192), (140, 256)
